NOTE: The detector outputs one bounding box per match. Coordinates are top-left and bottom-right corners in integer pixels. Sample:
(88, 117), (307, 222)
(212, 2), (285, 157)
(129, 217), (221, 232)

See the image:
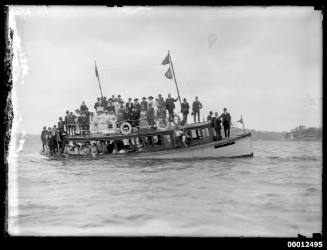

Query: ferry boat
(40, 51), (254, 159)
(40, 119), (253, 159)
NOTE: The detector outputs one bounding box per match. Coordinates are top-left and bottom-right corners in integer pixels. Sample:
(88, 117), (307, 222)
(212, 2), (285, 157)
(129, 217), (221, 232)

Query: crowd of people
(40, 93), (233, 156)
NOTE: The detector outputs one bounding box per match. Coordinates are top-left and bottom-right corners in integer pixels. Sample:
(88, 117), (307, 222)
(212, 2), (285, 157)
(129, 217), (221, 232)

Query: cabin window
(163, 134), (172, 145)
(191, 129), (201, 139)
(202, 128), (209, 138)
(202, 128), (206, 137)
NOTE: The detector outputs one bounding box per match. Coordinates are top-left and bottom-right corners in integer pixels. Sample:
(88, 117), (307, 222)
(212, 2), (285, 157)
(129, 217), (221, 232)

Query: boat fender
(120, 122), (132, 135)
(156, 118), (170, 131)
(173, 114), (181, 126)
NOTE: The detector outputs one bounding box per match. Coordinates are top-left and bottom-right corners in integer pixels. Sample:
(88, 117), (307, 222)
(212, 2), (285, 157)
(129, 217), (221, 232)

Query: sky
(9, 6), (322, 135)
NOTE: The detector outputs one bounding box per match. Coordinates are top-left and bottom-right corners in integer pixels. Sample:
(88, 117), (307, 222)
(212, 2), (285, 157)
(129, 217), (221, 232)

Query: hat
(97, 97), (101, 100)
(158, 94), (162, 97)
(134, 98), (139, 101)
(117, 94), (121, 97)
(142, 97), (146, 100)
(209, 111), (213, 114)
(43, 126), (46, 129)
(128, 97), (131, 100)
(148, 96), (153, 99)
(223, 108), (227, 111)
(108, 98), (113, 101)
(183, 98), (186, 101)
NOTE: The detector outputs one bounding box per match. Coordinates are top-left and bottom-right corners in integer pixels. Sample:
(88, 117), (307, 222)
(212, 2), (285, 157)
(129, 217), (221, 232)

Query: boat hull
(133, 132), (253, 159)
(40, 133), (253, 160)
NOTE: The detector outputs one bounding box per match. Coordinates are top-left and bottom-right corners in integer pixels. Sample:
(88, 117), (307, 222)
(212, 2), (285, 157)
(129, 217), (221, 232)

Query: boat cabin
(66, 121), (216, 155)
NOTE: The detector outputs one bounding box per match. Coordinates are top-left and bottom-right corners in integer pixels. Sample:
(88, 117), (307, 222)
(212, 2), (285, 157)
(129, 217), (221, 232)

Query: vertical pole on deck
(168, 51), (182, 109)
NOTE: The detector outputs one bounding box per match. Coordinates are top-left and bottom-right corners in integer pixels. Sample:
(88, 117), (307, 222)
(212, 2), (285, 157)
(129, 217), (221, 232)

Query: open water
(7, 135), (322, 236)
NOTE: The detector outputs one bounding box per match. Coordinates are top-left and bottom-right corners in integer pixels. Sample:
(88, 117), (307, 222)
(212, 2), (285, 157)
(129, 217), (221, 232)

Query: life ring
(172, 114), (181, 126)
(120, 122), (132, 135)
(156, 117), (170, 131)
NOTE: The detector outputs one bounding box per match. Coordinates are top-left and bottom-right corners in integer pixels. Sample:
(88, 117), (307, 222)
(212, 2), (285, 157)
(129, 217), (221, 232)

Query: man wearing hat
(207, 111), (213, 123)
(46, 129), (55, 156)
(58, 117), (65, 136)
(133, 98), (141, 127)
(107, 98), (116, 114)
(148, 96), (154, 106)
(64, 111), (70, 135)
(40, 126), (48, 152)
(181, 98), (190, 125)
(117, 94), (122, 103)
(70, 112), (76, 135)
(102, 97), (108, 110)
(156, 94), (166, 119)
(80, 101), (89, 116)
(140, 97), (147, 111)
(219, 108), (231, 138)
(212, 112), (222, 140)
(125, 98), (134, 123)
(166, 93), (179, 122)
(192, 96), (202, 123)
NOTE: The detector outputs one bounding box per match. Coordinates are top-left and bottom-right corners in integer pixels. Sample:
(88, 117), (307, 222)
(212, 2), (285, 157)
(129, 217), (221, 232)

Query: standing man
(126, 98), (134, 125)
(58, 117), (65, 136)
(133, 98), (141, 127)
(213, 112), (222, 140)
(47, 128), (55, 156)
(180, 98), (189, 125)
(220, 108), (231, 138)
(40, 126), (48, 152)
(140, 97), (148, 111)
(80, 101), (89, 115)
(192, 96), (202, 123)
(64, 111), (70, 135)
(207, 111), (213, 123)
(165, 93), (179, 122)
(107, 98), (116, 114)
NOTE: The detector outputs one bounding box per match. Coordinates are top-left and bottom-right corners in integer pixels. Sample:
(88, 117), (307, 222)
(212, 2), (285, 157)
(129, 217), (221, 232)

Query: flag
(95, 63), (99, 79)
(165, 67), (173, 79)
(237, 116), (244, 124)
(162, 53), (170, 65)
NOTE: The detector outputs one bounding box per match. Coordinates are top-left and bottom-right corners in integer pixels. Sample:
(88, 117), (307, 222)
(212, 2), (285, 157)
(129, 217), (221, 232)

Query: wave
(265, 155), (321, 162)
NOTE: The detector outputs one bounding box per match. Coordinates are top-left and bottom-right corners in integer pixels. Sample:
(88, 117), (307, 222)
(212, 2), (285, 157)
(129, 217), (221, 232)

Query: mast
(168, 50), (182, 108)
(95, 61), (104, 99)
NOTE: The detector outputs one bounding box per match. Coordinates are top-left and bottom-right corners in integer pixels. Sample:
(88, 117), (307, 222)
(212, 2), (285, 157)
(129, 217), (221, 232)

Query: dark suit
(166, 97), (178, 122)
(211, 116), (222, 140)
(192, 101), (202, 122)
(125, 102), (134, 123)
(181, 102), (189, 125)
(220, 112), (231, 138)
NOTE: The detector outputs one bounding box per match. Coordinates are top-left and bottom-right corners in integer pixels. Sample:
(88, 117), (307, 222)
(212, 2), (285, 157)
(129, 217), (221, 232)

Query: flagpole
(95, 61), (104, 99)
(168, 50), (182, 108)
